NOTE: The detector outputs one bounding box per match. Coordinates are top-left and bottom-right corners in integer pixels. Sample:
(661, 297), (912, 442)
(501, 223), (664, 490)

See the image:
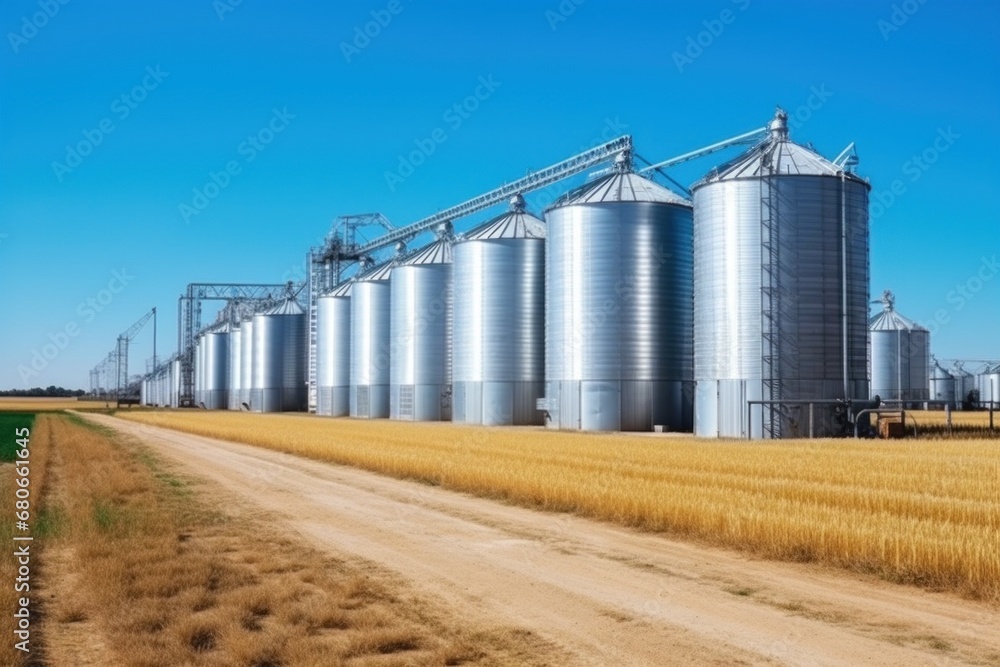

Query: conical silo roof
(266, 298), (304, 316)
(400, 237), (452, 265)
(551, 170), (690, 208)
(696, 108), (869, 186)
(930, 361), (953, 380)
(868, 291), (927, 332)
(461, 195), (546, 240)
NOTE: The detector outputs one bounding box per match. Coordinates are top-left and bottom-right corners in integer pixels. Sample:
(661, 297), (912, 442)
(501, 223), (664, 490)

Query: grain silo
(203, 326), (230, 410)
(390, 232), (454, 421)
(250, 298), (307, 412)
(869, 291), (930, 405)
(350, 260), (395, 418)
(239, 316), (254, 410)
(979, 364), (1000, 406)
(453, 195), (546, 425)
(194, 334), (205, 407)
(693, 108), (870, 438)
(544, 158), (694, 432)
(928, 359), (956, 408)
(170, 358), (181, 408)
(952, 363), (975, 408)
(317, 280), (352, 417)
(228, 323), (242, 410)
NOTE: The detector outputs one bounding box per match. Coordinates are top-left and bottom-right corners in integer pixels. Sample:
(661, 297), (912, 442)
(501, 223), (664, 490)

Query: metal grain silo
(240, 317), (254, 410)
(170, 359), (181, 408)
(250, 298), (307, 413)
(390, 234), (454, 421)
(140, 379), (149, 406)
(453, 196), (546, 425)
(693, 108), (870, 438)
(979, 364), (1000, 406)
(952, 363), (975, 408)
(194, 335), (206, 407)
(317, 280), (352, 417)
(203, 326), (230, 410)
(228, 323), (242, 410)
(544, 162), (694, 432)
(350, 261), (394, 418)
(869, 291), (930, 405)
(928, 360), (956, 407)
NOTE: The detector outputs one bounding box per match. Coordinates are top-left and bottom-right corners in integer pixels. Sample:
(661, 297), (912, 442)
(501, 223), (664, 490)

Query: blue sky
(1, 0), (997, 389)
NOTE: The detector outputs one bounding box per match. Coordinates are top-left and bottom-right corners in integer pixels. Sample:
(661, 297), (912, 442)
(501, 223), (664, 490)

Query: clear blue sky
(1, 0), (997, 390)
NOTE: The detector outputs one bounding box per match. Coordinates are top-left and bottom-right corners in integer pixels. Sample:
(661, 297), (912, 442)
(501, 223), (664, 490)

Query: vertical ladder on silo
(306, 249), (319, 413)
(760, 174), (801, 439)
(760, 175), (781, 439)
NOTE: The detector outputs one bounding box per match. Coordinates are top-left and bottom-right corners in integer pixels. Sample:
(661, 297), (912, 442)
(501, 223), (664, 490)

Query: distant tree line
(0, 386), (86, 397)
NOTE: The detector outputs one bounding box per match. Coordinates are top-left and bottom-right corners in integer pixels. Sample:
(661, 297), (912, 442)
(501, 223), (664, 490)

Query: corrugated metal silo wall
(390, 264), (453, 421)
(194, 337), (204, 407)
(317, 294), (352, 416)
(251, 312), (307, 413)
(545, 201), (694, 432)
(228, 326), (242, 410)
(453, 237), (545, 425)
(693, 175), (869, 438)
(928, 373), (956, 406)
(240, 320), (254, 409)
(170, 359), (181, 408)
(870, 329), (930, 403)
(204, 332), (229, 410)
(350, 280), (391, 418)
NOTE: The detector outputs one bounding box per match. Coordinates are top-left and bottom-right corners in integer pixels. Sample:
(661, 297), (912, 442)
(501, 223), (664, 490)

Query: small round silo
(194, 335), (206, 407)
(350, 261), (395, 418)
(250, 298), (307, 413)
(869, 291), (930, 405)
(390, 235), (454, 421)
(693, 108), (870, 438)
(317, 280), (353, 417)
(240, 316), (254, 410)
(978, 364), (1000, 406)
(928, 360), (956, 408)
(203, 326), (230, 410)
(140, 379), (149, 406)
(229, 323), (242, 410)
(951, 363), (975, 409)
(170, 359), (181, 408)
(544, 162), (694, 432)
(453, 196), (546, 425)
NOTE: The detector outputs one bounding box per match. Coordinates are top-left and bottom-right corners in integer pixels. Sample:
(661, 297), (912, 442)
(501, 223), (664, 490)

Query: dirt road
(87, 414), (1000, 666)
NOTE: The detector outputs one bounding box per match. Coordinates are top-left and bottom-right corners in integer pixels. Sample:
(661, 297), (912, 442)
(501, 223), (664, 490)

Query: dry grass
(0, 413), (51, 667)
(119, 411), (1000, 602)
(37, 414), (557, 666)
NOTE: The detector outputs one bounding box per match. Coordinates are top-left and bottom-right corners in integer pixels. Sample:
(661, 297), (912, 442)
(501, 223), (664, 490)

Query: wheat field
(117, 411), (1000, 601)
